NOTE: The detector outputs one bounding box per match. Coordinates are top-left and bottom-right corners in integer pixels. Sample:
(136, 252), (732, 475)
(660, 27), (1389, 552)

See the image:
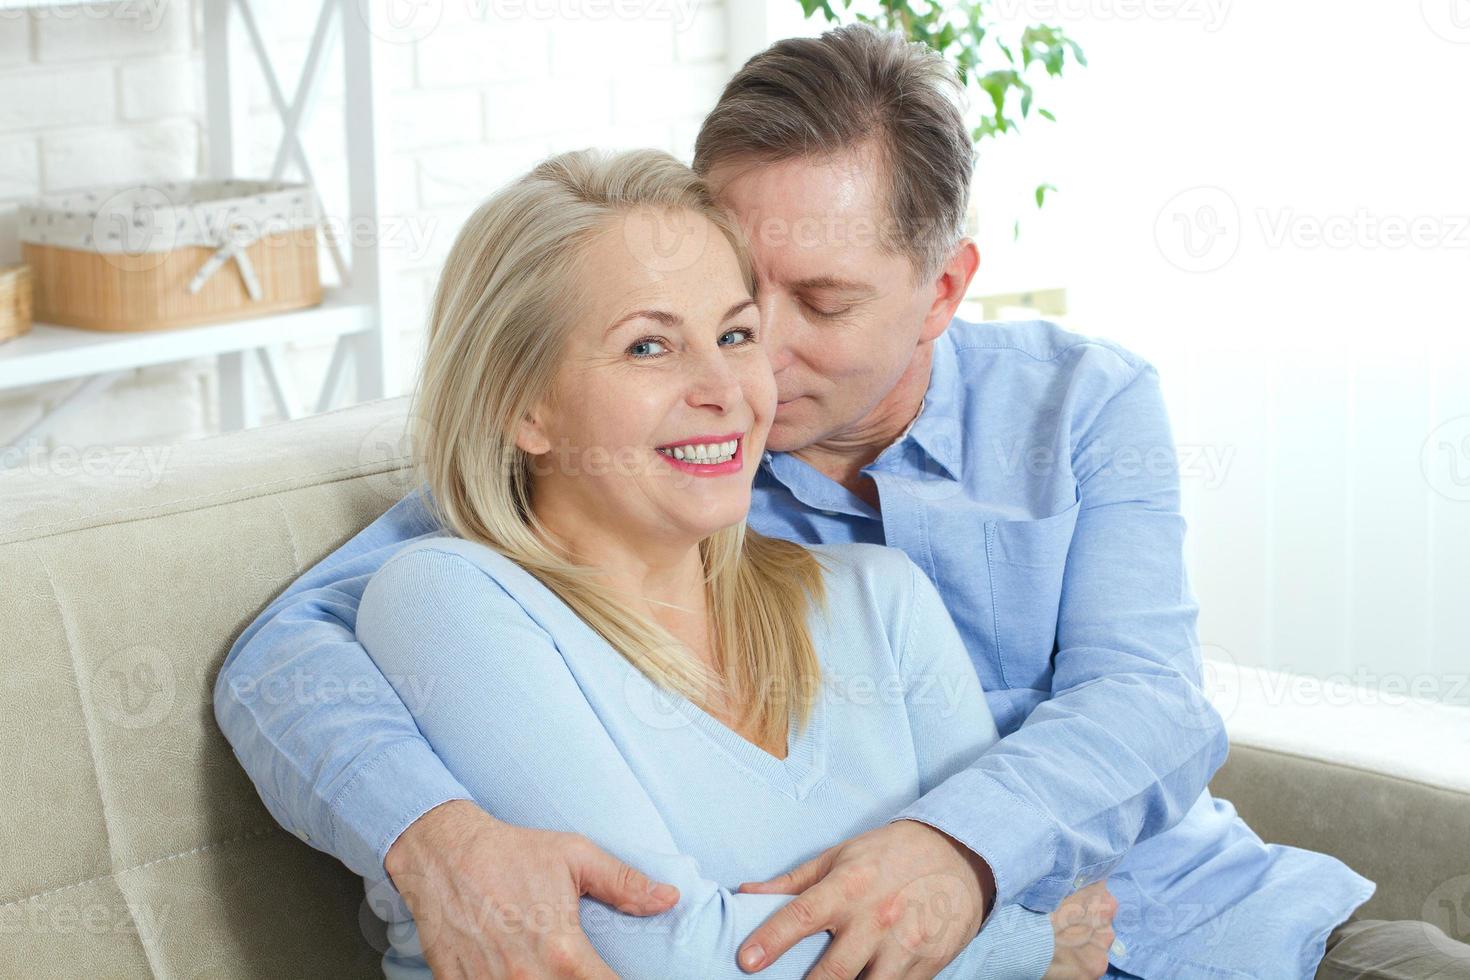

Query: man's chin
(770, 397), (831, 452)
(765, 419), (816, 454)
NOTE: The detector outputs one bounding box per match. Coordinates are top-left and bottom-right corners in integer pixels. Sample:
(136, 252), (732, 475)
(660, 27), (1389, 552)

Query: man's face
(707, 147), (944, 454)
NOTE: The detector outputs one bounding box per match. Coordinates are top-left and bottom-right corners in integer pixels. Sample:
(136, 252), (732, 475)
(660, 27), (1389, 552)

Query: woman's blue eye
(628, 338), (668, 358)
(629, 329), (753, 358)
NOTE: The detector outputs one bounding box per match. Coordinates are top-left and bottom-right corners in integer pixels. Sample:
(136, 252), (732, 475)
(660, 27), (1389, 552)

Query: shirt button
(820, 510), (839, 517)
(1111, 939), (1128, 957)
(1074, 874), (1087, 888)
(299, 829), (310, 842)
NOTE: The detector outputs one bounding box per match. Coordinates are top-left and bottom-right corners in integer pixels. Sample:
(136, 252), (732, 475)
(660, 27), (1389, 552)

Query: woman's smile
(654, 431), (744, 476)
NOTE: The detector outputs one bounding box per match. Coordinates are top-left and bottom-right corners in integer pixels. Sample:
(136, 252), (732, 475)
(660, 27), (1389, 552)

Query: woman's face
(520, 207), (776, 550)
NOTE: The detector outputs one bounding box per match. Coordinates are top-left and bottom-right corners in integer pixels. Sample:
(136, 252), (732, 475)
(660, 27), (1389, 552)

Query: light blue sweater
(354, 535), (1056, 979)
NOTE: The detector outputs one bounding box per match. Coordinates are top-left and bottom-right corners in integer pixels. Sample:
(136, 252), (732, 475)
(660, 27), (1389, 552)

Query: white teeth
(657, 438), (739, 465)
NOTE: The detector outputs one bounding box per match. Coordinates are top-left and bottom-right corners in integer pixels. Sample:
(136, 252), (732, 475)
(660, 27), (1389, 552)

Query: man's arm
(889, 358), (1229, 910)
(212, 487), (475, 880)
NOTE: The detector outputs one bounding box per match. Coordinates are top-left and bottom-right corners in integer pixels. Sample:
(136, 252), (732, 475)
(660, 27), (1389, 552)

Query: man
(215, 23), (1469, 980)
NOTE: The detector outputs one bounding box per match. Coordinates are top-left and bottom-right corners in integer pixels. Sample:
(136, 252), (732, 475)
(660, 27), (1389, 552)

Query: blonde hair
(410, 147), (827, 747)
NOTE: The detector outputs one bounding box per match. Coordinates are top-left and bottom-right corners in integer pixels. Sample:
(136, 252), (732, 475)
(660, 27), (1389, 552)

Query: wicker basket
(18, 178), (323, 332)
(0, 264), (31, 344)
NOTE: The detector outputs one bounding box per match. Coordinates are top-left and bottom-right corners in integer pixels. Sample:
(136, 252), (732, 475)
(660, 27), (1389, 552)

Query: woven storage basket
(18, 178), (323, 332)
(0, 263), (30, 343)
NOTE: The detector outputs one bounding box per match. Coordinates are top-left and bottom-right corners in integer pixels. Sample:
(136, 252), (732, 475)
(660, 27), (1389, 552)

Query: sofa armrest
(1205, 663), (1470, 943)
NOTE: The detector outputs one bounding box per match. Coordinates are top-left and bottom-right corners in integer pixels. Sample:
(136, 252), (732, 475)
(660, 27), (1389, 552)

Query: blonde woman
(354, 148), (1110, 979)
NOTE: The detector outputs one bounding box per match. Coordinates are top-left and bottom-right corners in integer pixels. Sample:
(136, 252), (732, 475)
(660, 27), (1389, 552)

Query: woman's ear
(514, 403), (553, 456)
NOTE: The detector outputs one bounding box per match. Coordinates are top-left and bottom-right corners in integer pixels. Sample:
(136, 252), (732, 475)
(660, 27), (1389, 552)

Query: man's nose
(766, 339), (796, 376)
(758, 300), (796, 375)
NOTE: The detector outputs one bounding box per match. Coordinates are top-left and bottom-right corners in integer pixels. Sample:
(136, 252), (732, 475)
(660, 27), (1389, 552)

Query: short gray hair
(693, 22), (974, 281)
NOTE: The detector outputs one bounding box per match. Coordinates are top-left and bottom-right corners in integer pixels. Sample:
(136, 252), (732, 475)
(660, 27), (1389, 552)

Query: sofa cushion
(1207, 662), (1470, 944)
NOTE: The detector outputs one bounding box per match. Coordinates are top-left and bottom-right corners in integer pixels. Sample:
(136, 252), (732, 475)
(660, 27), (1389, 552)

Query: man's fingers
(862, 943), (946, 980)
(738, 883), (839, 972)
(804, 927), (880, 980)
(1081, 881), (1117, 929)
(737, 847), (833, 895)
(543, 931), (622, 980)
(1056, 880), (1114, 930)
(569, 836), (680, 915)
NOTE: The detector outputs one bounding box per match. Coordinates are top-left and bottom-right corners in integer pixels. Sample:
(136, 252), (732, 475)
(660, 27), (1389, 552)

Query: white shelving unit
(0, 0), (399, 445)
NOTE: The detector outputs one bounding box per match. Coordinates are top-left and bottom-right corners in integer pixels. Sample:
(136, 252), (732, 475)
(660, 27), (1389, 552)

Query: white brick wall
(0, 0), (731, 456)
(0, 135), (39, 199)
(0, 64), (119, 131)
(30, 1), (190, 62)
(0, 1), (211, 453)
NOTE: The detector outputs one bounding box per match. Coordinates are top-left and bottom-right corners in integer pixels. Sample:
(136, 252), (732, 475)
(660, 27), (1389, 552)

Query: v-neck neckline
(488, 547), (830, 801)
(655, 674), (828, 801)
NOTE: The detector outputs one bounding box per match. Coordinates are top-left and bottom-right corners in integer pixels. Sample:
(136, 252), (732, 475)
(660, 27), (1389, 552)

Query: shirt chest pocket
(985, 498), (1081, 692)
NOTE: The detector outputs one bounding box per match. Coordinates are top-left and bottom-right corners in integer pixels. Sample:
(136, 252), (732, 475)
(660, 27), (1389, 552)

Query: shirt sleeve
(889, 359), (1231, 911)
(354, 543), (1053, 980)
(211, 488), (475, 888)
(886, 551), (1056, 977)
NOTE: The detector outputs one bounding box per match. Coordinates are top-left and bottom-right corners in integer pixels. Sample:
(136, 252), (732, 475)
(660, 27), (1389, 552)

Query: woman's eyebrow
(604, 300), (754, 338)
(723, 298), (757, 321)
(604, 308), (680, 338)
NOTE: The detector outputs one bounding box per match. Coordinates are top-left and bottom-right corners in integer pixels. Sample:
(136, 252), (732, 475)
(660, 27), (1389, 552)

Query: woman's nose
(685, 349), (742, 410)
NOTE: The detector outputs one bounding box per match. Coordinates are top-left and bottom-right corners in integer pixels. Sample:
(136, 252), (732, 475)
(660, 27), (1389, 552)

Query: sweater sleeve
(355, 541), (1051, 979)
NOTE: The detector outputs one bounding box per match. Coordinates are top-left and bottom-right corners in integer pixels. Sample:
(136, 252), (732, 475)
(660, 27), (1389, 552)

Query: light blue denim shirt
(216, 317), (1374, 980)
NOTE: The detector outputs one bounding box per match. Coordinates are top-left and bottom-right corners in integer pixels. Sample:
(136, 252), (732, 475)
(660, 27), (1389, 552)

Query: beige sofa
(2, 397), (1466, 978)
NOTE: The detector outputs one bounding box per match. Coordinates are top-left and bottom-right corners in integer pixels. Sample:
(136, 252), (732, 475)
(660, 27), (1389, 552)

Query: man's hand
(1044, 880), (1117, 980)
(382, 799), (681, 978)
(734, 818), (995, 980)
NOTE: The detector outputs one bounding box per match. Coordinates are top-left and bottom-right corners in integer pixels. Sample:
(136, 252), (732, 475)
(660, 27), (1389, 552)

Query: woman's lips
(655, 431), (743, 449)
(653, 434), (744, 477)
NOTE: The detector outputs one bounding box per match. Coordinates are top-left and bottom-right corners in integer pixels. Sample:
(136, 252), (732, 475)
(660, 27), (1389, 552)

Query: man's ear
(919, 238), (981, 343)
